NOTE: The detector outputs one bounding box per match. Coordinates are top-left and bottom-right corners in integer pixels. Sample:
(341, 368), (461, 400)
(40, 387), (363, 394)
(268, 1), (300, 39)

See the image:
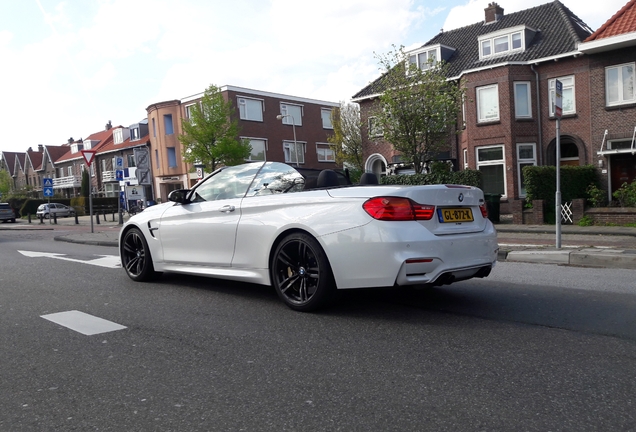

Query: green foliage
(328, 102), (363, 171)
(612, 182), (636, 207)
(81, 170), (90, 197)
(586, 184), (606, 207)
(577, 215), (594, 226)
(372, 45), (464, 174)
(179, 84), (251, 171)
(524, 165), (599, 203)
(381, 169), (482, 187)
(0, 170), (11, 197)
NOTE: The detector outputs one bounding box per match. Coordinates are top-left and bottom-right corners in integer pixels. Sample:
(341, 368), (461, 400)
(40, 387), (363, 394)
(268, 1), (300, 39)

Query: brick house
(352, 1), (609, 214)
(579, 0), (636, 197)
(146, 85), (339, 202)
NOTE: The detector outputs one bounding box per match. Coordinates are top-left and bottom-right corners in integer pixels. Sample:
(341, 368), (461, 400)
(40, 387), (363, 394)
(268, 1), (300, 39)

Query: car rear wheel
(121, 227), (159, 282)
(271, 232), (335, 312)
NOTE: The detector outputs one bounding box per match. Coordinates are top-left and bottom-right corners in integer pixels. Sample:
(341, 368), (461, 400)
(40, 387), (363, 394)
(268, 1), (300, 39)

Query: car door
(157, 163), (264, 268)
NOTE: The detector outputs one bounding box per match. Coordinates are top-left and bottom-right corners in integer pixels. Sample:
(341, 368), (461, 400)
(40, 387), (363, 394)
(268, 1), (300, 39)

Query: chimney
(38, 144), (44, 153)
(106, 120), (112, 130)
(68, 137), (74, 144)
(485, 2), (504, 23)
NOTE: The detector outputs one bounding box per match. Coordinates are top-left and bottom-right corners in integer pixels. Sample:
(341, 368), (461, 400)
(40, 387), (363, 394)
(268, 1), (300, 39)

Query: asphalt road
(1, 229), (635, 431)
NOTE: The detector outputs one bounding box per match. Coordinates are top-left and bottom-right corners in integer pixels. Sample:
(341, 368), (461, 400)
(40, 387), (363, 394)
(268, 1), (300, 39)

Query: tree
(372, 45), (464, 174)
(81, 169), (90, 197)
(179, 84), (251, 172)
(0, 169), (11, 198)
(327, 102), (364, 173)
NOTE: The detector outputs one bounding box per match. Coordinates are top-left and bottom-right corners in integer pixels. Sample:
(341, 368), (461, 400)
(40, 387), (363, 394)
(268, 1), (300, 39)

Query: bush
(586, 184), (606, 207)
(381, 169), (482, 188)
(612, 182), (636, 207)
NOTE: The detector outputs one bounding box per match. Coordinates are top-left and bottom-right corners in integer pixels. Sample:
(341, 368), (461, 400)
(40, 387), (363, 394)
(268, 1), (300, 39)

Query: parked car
(0, 203), (16, 223)
(36, 203), (76, 219)
(119, 161), (498, 311)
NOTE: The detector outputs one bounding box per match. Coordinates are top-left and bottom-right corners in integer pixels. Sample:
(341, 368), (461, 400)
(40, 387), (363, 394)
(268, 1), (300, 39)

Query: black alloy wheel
(121, 227), (158, 281)
(271, 232), (335, 311)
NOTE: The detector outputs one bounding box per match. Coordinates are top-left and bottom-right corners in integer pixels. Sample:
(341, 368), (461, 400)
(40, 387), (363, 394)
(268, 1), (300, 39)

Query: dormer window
(479, 25), (533, 59)
(406, 44), (455, 73)
(131, 127), (140, 141)
(114, 128), (123, 144)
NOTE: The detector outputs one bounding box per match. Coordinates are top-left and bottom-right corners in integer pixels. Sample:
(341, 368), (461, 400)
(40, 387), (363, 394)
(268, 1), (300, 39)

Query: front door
(610, 153), (636, 194)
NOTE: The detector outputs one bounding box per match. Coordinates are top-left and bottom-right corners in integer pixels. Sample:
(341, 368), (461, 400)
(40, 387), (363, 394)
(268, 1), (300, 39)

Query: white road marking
(41, 310), (127, 335)
(18, 250), (121, 268)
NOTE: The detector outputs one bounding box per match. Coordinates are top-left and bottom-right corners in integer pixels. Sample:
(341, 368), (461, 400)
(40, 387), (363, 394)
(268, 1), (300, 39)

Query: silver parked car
(36, 203), (76, 219)
(0, 203), (16, 223)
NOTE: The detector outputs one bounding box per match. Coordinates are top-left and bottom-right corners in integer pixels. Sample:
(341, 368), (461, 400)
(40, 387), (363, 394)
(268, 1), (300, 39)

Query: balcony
(102, 170), (117, 182)
(53, 176), (81, 189)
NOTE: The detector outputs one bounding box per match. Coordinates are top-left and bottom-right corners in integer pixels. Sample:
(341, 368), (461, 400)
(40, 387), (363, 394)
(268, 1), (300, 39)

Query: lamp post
(276, 114), (298, 166)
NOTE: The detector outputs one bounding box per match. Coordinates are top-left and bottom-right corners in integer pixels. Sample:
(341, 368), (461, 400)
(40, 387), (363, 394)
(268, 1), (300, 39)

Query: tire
(121, 227), (159, 282)
(44, 213), (50, 219)
(271, 232), (335, 312)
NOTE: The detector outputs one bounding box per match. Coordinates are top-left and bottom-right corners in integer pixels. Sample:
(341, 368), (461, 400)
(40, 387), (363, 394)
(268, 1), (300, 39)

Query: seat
(316, 169), (340, 188)
(359, 172), (379, 185)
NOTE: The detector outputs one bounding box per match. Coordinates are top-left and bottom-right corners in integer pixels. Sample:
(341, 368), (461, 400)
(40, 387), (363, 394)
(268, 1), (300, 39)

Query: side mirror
(168, 189), (191, 204)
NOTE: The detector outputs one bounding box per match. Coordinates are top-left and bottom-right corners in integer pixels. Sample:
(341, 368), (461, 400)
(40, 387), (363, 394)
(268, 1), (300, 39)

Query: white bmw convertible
(120, 161), (498, 311)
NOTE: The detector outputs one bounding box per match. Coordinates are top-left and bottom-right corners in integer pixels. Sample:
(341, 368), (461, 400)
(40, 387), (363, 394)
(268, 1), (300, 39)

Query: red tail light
(363, 197), (435, 221)
(479, 203), (488, 218)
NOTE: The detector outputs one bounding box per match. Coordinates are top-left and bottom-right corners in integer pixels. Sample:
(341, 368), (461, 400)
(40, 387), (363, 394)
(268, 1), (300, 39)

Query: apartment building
(147, 85), (339, 202)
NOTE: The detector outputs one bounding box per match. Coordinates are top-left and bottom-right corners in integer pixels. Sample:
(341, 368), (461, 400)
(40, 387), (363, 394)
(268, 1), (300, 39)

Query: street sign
(555, 79), (563, 118)
(115, 156), (124, 169)
(136, 169), (151, 185)
(197, 167), (204, 180)
(134, 148), (150, 169)
(116, 170), (124, 181)
(43, 178), (53, 197)
(81, 150), (96, 166)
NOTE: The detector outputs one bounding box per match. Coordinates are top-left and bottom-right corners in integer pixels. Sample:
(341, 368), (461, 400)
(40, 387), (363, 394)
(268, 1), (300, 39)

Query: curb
(499, 247), (636, 270)
(53, 235), (119, 248)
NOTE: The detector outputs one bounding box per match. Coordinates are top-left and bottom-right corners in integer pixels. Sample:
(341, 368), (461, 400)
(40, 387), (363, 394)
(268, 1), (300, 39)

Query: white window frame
(243, 137), (267, 161)
(184, 103), (196, 120)
(476, 145), (507, 198)
(516, 143), (537, 197)
(514, 81), (532, 119)
(463, 148), (468, 169)
(67, 166), (73, 177)
(283, 140), (305, 165)
(549, 76), (576, 116)
(605, 62), (635, 107)
(316, 143), (335, 162)
(478, 27), (526, 59)
(321, 108), (333, 129)
(238, 97), (264, 122)
(280, 103), (303, 126)
(408, 47), (438, 71)
(476, 84), (500, 123)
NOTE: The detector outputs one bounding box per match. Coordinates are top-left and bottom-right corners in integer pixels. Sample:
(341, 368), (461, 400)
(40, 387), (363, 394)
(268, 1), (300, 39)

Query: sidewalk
(3, 215), (636, 270)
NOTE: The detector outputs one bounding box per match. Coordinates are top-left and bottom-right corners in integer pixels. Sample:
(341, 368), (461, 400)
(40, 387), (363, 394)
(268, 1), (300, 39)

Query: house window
(155, 149), (160, 169)
(368, 116), (382, 137)
(238, 97), (264, 121)
(101, 159), (107, 174)
(167, 147), (177, 168)
(245, 138), (266, 161)
(127, 154), (136, 167)
(476, 145), (506, 197)
(185, 104), (197, 120)
(516, 143), (536, 197)
(131, 127), (140, 141)
(152, 118), (156, 137)
(514, 82), (532, 118)
(463, 148), (468, 169)
(59, 168), (64, 177)
(549, 76), (575, 116)
(316, 143), (335, 162)
(479, 29), (524, 59)
(283, 141), (305, 165)
(409, 48), (437, 71)
(114, 128), (124, 144)
(606, 63), (635, 106)
(90, 162), (95, 177)
(164, 114), (174, 135)
(321, 108), (333, 129)
(68, 166), (73, 177)
(476, 84), (499, 123)
(280, 103), (302, 126)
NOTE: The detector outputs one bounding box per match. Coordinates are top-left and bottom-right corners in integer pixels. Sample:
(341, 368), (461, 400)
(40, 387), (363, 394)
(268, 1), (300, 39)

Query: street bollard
(111, 212), (115, 222)
(95, 213), (100, 225)
(53, 213), (57, 224)
(28, 213), (31, 223)
(74, 213), (79, 224)
(39, 214), (44, 224)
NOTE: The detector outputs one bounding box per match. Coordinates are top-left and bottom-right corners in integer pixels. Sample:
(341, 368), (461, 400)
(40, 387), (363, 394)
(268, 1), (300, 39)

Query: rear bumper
(321, 220), (498, 289)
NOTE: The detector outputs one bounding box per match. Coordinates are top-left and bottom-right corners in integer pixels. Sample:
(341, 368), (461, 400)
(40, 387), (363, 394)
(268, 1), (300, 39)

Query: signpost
(81, 150), (96, 233)
(43, 178), (53, 224)
(554, 79), (563, 249)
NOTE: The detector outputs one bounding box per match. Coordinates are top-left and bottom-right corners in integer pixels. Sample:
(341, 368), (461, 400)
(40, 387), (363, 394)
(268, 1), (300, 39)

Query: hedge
(380, 169), (482, 188)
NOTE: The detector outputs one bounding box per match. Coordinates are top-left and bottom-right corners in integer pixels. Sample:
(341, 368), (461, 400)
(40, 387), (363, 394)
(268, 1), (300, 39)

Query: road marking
(18, 250), (121, 268)
(41, 310), (127, 335)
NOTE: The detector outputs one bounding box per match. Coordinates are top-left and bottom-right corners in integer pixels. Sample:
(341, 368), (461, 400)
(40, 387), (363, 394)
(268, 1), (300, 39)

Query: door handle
(219, 205), (235, 212)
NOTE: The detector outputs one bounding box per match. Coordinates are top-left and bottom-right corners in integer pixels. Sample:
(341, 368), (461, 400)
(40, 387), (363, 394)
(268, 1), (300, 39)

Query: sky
(0, 0), (628, 153)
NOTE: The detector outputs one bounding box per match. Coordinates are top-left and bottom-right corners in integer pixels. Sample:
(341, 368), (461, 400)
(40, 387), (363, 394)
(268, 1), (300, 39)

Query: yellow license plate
(438, 208), (474, 223)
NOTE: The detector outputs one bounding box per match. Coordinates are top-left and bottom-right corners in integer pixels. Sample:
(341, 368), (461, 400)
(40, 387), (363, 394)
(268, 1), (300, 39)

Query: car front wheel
(271, 232), (335, 312)
(121, 227), (159, 282)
